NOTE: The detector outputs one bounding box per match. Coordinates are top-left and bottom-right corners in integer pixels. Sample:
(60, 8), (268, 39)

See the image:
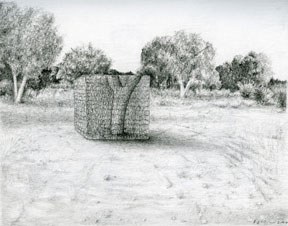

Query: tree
(0, 2), (63, 103)
(141, 36), (174, 88)
(216, 52), (273, 91)
(0, 2), (19, 60)
(216, 62), (235, 90)
(240, 51), (273, 85)
(141, 31), (218, 97)
(268, 77), (287, 87)
(26, 66), (61, 91)
(107, 69), (134, 75)
(59, 44), (112, 83)
(202, 70), (221, 91)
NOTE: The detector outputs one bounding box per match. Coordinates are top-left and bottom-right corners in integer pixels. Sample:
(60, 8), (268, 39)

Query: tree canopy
(59, 43), (112, 83)
(216, 51), (273, 91)
(141, 31), (219, 97)
(0, 2), (63, 103)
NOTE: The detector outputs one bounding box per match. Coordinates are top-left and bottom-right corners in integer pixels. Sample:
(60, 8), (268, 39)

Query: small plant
(238, 83), (255, 99)
(253, 86), (273, 105)
(276, 90), (286, 109)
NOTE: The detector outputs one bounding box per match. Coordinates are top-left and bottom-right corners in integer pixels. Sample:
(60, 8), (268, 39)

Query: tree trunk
(183, 79), (194, 97)
(179, 80), (185, 98)
(12, 73), (18, 102)
(15, 75), (28, 104)
(179, 78), (195, 98)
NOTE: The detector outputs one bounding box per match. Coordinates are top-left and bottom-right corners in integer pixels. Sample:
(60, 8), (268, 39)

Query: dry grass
(1, 89), (287, 225)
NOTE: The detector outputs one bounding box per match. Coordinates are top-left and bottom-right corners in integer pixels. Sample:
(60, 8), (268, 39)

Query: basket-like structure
(74, 74), (150, 140)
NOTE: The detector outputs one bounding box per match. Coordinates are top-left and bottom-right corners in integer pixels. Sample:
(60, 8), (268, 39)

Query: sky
(13, 0), (288, 80)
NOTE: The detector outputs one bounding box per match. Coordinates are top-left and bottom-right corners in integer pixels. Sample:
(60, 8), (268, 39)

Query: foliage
(0, 2), (63, 103)
(0, 63), (12, 81)
(26, 67), (60, 91)
(141, 31), (219, 97)
(0, 2), (19, 58)
(59, 43), (111, 83)
(270, 83), (287, 109)
(107, 69), (134, 75)
(241, 52), (272, 84)
(202, 71), (221, 90)
(140, 36), (174, 88)
(268, 77), (286, 87)
(238, 83), (255, 99)
(215, 62), (235, 91)
(216, 52), (273, 92)
(0, 79), (13, 96)
(276, 90), (286, 109)
(253, 86), (273, 105)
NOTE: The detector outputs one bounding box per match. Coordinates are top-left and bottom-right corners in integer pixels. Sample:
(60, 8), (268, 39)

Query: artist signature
(253, 219), (288, 224)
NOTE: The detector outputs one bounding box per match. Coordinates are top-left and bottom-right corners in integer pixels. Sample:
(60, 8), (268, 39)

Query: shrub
(26, 67), (61, 91)
(276, 90), (286, 109)
(59, 43), (111, 83)
(0, 79), (13, 96)
(238, 83), (255, 99)
(253, 86), (273, 105)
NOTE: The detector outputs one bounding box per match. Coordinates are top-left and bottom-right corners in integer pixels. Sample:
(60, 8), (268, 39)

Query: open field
(1, 91), (288, 226)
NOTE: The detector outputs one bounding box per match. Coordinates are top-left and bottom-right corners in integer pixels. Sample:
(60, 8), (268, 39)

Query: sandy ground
(1, 100), (288, 226)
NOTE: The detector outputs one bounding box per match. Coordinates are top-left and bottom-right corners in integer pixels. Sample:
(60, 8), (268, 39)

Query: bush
(272, 87), (287, 109)
(217, 52), (273, 92)
(0, 79), (13, 96)
(276, 90), (286, 109)
(26, 67), (61, 91)
(59, 43), (111, 83)
(253, 86), (273, 105)
(238, 83), (255, 99)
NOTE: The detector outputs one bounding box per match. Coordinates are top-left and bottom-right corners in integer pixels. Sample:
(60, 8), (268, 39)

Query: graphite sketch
(0, 0), (287, 226)
(74, 74), (150, 140)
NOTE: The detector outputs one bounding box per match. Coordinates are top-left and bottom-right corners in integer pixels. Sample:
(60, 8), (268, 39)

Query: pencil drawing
(0, 0), (287, 225)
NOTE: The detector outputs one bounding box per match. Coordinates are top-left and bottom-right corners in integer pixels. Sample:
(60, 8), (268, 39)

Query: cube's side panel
(125, 75), (150, 139)
(74, 77), (88, 136)
(85, 75), (113, 139)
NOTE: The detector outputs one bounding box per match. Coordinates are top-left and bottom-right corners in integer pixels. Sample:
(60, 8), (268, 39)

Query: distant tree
(26, 66), (61, 91)
(141, 36), (174, 89)
(216, 62), (235, 90)
(202, 70), (221, 91)
(268, 77), (287, 87)
(141, 31), (218, 97)
(123, 71), (135, 75)
(107, 69), (135, 75)
(59, 44), (112, 83)
(240, 52), (273, 84)
(216, 52), (273, 91)
(0, 2), (19, 60)
(0, 2), (63, 103)
(107, 69), (122, 75)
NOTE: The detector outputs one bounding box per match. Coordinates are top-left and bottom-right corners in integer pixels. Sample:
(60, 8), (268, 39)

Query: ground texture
(1, 98), (288, 226)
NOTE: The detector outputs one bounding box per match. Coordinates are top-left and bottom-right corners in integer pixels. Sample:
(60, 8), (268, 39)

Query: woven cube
(74, 74), (150, 140)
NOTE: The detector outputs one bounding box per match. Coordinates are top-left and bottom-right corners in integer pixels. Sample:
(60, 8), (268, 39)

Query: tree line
(0, 2), (286, 104)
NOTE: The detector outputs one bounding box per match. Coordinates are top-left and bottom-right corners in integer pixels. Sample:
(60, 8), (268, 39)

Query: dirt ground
(1, 99), (288, 226)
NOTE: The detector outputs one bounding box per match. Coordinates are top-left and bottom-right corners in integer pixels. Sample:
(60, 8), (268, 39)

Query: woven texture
(74, 75), (150, 140)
